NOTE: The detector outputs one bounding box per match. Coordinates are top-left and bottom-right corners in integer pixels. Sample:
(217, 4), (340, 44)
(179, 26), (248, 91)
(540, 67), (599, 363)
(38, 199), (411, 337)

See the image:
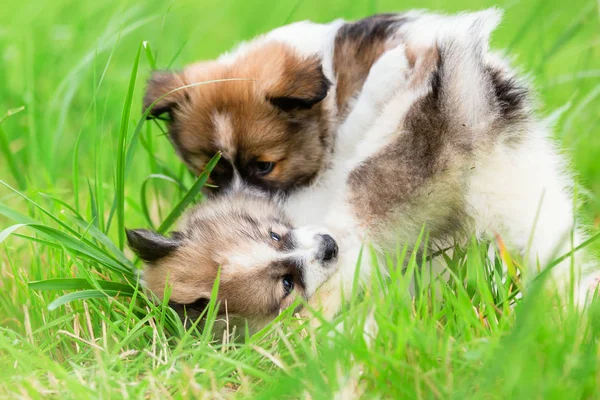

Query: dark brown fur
(333, 14), (411, 118)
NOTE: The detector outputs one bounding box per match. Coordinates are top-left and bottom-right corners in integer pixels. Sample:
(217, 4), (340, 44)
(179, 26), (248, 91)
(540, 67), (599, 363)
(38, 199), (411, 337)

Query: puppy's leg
(300, 220), (371, 323)
(335, 44), (411, 157)
(467, 135), (597, 304)
(302, 194), (371, 323)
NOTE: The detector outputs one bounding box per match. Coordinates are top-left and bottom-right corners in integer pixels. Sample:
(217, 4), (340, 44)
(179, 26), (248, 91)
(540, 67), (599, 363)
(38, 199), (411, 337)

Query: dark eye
(253, 161), (275, 176)
(270, 231), (281, 241)
(282, 274), (294, 295)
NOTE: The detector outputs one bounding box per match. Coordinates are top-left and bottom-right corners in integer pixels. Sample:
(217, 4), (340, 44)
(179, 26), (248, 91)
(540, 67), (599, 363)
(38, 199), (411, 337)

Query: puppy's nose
(319, 234), (338, 262)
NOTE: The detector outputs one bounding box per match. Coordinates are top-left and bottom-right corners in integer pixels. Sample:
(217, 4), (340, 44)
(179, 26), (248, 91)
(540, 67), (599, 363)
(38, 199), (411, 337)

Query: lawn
(1, 0), (599, 398)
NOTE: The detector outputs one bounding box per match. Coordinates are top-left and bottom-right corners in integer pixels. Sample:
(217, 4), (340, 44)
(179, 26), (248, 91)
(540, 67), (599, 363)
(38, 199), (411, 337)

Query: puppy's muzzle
(318, 234), (338, 263)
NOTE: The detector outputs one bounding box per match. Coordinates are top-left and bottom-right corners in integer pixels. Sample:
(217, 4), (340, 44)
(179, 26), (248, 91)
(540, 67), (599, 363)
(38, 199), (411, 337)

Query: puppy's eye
(270, 231), (281, 241)
(252, 161), (275, 176)
(282, 274), (294, 295)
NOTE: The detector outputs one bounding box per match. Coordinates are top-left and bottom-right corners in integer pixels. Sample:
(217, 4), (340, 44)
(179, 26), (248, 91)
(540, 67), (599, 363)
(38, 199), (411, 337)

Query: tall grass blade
(0, 224), (27, 244)
(0, 187), (133, 271)
(143, 41), (157, 70)
(140, 174), (185, 230)
(115, 43), (142, 250)
(0, 106), (27, 190)
(29, 278), (133, 293)
(47, 289), (132, 311)
(156, 152), (220, 234)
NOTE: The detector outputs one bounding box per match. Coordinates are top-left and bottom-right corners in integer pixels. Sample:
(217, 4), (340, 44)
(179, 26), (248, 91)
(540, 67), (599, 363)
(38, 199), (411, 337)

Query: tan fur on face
(141, 193), (305, 319)
(144, 42), (332, 193)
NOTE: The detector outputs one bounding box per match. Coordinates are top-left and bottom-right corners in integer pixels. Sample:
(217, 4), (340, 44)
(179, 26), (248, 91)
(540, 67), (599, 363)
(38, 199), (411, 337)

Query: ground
(0, 0), (599, 398)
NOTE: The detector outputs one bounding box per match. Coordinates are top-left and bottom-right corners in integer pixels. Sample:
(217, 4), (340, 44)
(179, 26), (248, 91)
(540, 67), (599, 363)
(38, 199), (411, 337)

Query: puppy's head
(143, 42), (332, 194)
(127, 192), (338, 328)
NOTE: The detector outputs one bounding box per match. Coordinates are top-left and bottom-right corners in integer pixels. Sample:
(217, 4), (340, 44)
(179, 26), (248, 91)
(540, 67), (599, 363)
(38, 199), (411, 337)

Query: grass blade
(29, 278), (133, 293)
(143, 41), (157, 70)
(0, 192), (133, 273)
(115, 42), (142, 250)
(0, 209), (131, 277)
(0, 106), (27, 190)
(47, 289), (131, 311)
(140, 173), (185, 230)
(32, 225), (131, 276)
(61, 210), (133, 268)
(0, 224), (27, 244)
(157, 152), (220, 234)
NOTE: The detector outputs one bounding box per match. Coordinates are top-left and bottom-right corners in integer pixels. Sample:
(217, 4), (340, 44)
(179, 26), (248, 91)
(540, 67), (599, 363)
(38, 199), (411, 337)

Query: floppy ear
(142, 71), (187, 119)
(267, 55), (331, 112)
(168, 298), (213, 322)
(126, 228), (182, 262)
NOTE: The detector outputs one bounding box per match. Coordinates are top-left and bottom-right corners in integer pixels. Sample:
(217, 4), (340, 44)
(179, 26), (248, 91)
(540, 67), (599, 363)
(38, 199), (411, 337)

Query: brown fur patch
(333, 14), (411, 118)
(348, 91), (460, 231)
(143, 42), (332, 194)
(405, 46), (440, 89)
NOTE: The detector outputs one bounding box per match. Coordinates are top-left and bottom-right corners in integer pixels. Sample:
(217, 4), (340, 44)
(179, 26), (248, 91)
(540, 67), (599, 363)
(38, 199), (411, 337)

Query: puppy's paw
(362, 44), (411, 106)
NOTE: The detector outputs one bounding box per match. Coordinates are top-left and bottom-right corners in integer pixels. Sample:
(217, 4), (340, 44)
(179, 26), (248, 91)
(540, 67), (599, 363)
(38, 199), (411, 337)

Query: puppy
(142, 13), (411, 194)
(127, 191), (338, 332)
(132, 10), (598, 330)
(307, 10), (599, 319)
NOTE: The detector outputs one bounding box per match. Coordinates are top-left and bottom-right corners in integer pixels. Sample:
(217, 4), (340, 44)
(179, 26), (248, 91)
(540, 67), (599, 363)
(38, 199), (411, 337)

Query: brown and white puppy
(142, 14), (410, 194)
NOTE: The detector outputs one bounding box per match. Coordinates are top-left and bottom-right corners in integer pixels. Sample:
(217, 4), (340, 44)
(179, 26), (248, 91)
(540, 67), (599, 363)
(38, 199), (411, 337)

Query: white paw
(362, 44), (411, 106)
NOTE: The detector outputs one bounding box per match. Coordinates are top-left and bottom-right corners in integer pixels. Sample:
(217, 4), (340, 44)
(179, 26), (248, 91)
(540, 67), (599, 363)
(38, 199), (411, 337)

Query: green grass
(1, 0), (599, 398)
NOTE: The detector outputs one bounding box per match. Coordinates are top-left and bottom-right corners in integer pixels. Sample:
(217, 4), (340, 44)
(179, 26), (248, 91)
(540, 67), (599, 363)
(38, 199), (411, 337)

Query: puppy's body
(131, 10), (599, 329)
(307, 12), (598, 318)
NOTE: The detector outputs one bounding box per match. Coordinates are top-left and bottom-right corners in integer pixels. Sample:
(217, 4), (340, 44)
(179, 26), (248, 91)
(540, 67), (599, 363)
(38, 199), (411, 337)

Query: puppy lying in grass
(129, 10), (598, 332)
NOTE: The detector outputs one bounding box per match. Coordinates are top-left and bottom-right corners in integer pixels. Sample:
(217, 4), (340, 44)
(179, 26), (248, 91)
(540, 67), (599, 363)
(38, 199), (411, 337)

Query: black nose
(319, 234), (338, 262)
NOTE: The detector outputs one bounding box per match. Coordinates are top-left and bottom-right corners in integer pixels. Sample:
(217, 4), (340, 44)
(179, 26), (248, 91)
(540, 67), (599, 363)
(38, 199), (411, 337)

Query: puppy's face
(127, 192), (338, 325)
(144, 42), (332, 194)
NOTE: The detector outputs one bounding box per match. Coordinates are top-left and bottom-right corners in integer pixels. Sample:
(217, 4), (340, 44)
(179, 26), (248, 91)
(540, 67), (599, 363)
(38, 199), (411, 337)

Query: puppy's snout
(319, 234), (338, 262)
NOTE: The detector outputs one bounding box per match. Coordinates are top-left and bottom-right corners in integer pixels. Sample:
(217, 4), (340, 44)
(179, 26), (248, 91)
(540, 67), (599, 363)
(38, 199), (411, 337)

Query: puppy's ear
(168, 298), (212, 321)
(126, 228), (182, 262)
(267, 56), (331, 112)
(142, 71), (186, 119)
